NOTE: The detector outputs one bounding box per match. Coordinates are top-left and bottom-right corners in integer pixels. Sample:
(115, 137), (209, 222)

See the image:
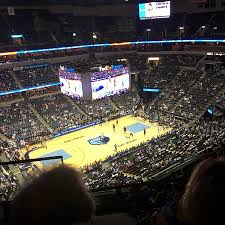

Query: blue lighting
(0, 82), (61, 96)
(111, 64), (124, 70)
(11, 34), (23, 39)
(13, 39), (224, 56)
(67, 68), (75, 73)
(17, 43), (110, 55)
(143, 88), (160, 93)
(208, 107), (214, 115)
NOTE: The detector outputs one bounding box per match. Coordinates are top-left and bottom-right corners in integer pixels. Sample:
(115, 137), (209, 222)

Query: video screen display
(139, 1), (170, 20)
(59, 66), (83, 98)
(91, 66), (130, 100)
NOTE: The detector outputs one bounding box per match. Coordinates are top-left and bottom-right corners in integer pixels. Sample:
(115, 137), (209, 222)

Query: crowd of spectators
(150, 69), (203, 115)
(0, 48), (88, 64)
(0, 94), (23, 104)
(0, 140), (19, 202)
(175, 70), (225, 120)
(31, 94), (90, 132)
(0, 166), (18, 202)
(53, 58), (92, 73)
(0, 102), (48, 147)
(83, 116), (225, 190)
(159, 54), (203, 67)
(143, 66), (180, 89)
(110, 90), (140, 115)
(143, 53), (225, 124)
(0, 70), (18, 92)
(77, 98), (117, 120)
(0, 140), (20, 162)
(0, 88), (141, 203)
(140, 53), (204, 93)
(14, 65), (58, 88)
(0, 87), (140, 143)
(129, 55), (148, 72)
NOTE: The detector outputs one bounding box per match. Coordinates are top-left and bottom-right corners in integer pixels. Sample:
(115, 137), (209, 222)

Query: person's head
(180, 157), (225, 225)
(10, 165), (95, 225)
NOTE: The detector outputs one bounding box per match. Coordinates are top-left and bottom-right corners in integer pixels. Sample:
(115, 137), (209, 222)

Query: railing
(0, 156), (63, 201)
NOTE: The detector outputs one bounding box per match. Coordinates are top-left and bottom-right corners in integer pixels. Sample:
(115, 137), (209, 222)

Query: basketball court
(21, 115), (171, 170)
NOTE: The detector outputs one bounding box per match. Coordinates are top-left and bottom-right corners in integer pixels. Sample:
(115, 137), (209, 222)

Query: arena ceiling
(0, 0), (192, 6)
(0, 0), (138, 6)
(0, 0), (204, 14)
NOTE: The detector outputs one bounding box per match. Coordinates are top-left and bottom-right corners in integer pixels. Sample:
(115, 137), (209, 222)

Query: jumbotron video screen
(91, 65), (130, 100)
(139, 1), (170, 20)
(59, 64), (130, 100)
(59, 66), (83, 98)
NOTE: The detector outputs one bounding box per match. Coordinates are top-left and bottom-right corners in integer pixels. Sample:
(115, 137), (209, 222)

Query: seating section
(175, 71), (225, 120)
(141, 54), (203, 90)
(77, 98), (117, 120)
(159, 55), (202, 67)
(31, 94), (90, 131)
(84, 117), (225, 189)
(0, 70), (18, 92)
(110, 90), (140, 114)
(151, 69), (203, 113)
(0, 165), (18, 201)
(0, 102), (47, 146)
(0, 140), (20, 162)
(143, 67), (180, 89)
(145, 67), (225, 123)
(14, 66), (59, 88)
(128, 55), (148, 72)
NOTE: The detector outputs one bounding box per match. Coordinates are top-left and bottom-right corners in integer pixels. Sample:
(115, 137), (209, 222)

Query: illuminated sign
(99, 64), (124, 72)
(11, 34), (23, 39)
(0, 39), (224, 57)
(143, 88), (160, 92)
(0, 82), (61, 96)
(148, 57), (160, 61)
(207, 52), (225, 56)
(139, 1), (170, 20)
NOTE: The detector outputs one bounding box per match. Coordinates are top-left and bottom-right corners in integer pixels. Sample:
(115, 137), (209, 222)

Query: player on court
(144, 129), (146, 136)
(123, 127), (127, 133)
(114, 144), (117, 152)
(113, 124), (116, 132)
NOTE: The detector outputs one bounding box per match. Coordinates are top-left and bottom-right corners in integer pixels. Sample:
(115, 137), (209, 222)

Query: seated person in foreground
(180, 158), (225, 225)
(10, 165), (95, 225)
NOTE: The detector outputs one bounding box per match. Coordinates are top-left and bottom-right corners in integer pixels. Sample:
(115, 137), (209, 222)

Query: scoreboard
(91, 67), (130, 100)
(139, 1), (171, 20)
(59, 65), (130, 101)
(59, 66), (83, 98)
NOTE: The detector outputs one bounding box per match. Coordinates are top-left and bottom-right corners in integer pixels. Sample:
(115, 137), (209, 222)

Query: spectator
(180, 158), (225, 225)
(10, 165), (95, 225)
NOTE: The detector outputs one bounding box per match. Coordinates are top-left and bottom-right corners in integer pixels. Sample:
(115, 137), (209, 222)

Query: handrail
(0, 156), (63, 166)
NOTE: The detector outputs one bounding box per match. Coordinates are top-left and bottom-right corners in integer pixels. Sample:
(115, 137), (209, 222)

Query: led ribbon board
(0, 82), (61, 96)
(0, 39), (224, 57)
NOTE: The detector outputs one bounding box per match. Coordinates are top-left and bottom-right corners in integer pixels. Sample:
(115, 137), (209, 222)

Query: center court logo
(88, 135), (110, 145)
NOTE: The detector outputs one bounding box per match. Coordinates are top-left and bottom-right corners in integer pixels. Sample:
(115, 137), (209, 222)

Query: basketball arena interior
(1, 1), (225, 225)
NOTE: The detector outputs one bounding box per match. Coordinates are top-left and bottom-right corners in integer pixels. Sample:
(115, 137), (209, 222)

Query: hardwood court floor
(21, 115), (171, 170)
